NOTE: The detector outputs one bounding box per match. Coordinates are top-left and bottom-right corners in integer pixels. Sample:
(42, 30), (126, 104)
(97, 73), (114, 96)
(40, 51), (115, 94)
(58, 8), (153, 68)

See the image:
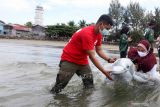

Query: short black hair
(96, 14), (114, 26)
(120, 26), (129, 35)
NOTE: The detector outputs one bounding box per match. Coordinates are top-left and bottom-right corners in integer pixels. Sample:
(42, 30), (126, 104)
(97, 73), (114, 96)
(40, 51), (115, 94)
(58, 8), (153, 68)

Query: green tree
(109, 0), (124, 33)
(127, 2), (145, 31)
(68, 21), (75, 27)
(25, 21), (32, 28)
(123, 10), (130, 25)
(45, 24), (78, 41)
(78, 20), (86, 28)
(61, 23), (66, 26)
(154, 7), (160, 37)
(142, 11), (154, 29)
(130, 30), (144, 45)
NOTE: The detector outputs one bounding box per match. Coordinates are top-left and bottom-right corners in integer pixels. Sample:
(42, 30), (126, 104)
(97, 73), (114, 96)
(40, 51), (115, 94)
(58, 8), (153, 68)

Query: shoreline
(0, 38), (119, 49)
(0, 38), (158, 54)
(0, 38), (67, 47)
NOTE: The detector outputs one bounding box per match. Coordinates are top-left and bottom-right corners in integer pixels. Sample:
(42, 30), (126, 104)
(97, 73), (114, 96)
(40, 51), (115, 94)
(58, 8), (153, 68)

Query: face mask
(137, 51), (148, 57)
(100, 28), (110, 36)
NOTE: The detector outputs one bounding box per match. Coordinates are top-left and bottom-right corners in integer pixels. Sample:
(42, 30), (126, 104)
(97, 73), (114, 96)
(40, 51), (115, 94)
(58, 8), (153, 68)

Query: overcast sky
(0, 0), (160, 25)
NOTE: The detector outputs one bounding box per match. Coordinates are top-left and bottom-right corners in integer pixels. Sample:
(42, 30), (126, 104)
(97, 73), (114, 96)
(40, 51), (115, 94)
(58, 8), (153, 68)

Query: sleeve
(95, 34), (102, 46)
(81, 31), (94, 50)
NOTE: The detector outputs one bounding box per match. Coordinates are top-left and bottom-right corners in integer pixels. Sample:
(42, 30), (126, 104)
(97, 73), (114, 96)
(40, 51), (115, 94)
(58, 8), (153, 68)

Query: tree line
(108, 0), (160, 44)
(45, 20), (88, 41)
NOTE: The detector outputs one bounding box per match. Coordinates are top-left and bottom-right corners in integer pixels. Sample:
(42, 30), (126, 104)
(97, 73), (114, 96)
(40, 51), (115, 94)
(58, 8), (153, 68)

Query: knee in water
(81, 74), (93, 79)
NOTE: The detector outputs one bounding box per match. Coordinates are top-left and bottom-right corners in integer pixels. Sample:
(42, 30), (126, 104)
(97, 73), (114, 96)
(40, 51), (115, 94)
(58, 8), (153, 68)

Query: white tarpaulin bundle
(104, 58), (160, 84)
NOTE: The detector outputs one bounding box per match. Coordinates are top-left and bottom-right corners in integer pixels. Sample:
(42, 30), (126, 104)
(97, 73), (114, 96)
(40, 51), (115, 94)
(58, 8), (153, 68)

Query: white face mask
(99, 28), (110, 36)
(99, 23), (110, 36)
(100, 28), (110, 36)
(137, 51), (148, 57)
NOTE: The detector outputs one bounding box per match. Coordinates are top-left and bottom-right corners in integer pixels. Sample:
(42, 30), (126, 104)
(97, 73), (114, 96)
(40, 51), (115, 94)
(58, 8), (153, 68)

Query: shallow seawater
(0, 42), (160, 107)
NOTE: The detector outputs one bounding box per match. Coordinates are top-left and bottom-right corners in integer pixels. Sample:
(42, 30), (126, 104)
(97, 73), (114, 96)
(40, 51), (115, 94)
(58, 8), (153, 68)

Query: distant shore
(0, 38), (119, 50)
(0, 38), (158, 55)
(0, 38), (67, 48)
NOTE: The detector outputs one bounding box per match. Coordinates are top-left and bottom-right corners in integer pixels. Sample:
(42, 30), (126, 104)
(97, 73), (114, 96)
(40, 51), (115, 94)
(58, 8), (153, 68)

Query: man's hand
(103, 70), (113, 80)
(108, 57), (117, 63)
(128, 37), (132, 42)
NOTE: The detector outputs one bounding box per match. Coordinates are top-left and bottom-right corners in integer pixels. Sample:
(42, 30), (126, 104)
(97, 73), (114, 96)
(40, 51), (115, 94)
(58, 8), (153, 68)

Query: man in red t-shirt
(51, 14), (116, 93)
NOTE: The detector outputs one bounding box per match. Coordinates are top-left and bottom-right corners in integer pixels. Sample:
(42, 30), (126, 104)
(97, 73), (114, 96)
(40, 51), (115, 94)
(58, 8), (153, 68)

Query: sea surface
(0, 42), (160, 107)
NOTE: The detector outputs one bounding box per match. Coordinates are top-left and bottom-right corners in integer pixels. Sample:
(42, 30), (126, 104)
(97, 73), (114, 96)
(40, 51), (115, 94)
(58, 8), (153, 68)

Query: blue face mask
(100, 28), (110, 36)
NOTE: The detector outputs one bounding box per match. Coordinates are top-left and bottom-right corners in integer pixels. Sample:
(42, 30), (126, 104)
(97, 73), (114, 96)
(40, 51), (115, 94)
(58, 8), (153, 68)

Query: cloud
(40, 0), (110, 9)
(0, 0), (37, 24)
(119, 0), (159, 10)
(0, 0), (35, 12)
(40, 0), (160, 12)
(0, 0), (160, 25)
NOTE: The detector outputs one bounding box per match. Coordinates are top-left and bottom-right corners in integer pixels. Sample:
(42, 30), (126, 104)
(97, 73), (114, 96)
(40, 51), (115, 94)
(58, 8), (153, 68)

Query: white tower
(34, 6), (44, 26)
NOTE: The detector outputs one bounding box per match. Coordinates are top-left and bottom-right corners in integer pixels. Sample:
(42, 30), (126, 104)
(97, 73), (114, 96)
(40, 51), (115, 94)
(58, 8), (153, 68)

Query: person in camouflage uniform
(144, 20), (156, 49)
(119, 26), (131, 58)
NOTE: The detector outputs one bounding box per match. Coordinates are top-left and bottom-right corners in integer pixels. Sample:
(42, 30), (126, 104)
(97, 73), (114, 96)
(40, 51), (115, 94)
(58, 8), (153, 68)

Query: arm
(147, 64), (158, 80)
(95, 46), (116, 63)
(86, 50), (113, 80)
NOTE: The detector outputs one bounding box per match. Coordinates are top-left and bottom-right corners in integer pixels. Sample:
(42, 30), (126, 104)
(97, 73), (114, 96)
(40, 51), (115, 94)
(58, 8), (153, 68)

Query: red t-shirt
(61, 25), (102, 65)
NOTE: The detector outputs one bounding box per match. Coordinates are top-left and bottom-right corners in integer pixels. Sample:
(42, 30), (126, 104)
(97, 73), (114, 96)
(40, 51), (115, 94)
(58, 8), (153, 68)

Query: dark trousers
(120, 51), (127, 58)
(158, 48), (160, 65)
(51, 61), (94, 93)
(158, 48), (160, 58)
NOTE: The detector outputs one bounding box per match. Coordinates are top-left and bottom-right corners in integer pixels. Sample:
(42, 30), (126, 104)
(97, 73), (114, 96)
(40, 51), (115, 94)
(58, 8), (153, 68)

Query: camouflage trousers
(51, 61), (94, 93)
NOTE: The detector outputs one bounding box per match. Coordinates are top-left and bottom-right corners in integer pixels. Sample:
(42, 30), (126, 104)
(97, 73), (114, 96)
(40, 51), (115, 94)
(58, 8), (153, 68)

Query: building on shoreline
(31, 25), (46, 39)
(0, 20), (5, 35)
(0, 18), (46, 39)
(4, 24), (31, 37)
